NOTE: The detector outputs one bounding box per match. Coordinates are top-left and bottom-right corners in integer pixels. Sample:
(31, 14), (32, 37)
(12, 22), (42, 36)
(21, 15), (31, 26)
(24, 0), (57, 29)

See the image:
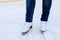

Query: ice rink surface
(0, 0), (60, 40)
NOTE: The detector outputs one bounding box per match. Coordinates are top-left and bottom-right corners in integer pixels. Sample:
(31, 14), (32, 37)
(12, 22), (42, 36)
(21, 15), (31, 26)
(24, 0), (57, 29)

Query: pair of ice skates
(22, 21), (47, 35)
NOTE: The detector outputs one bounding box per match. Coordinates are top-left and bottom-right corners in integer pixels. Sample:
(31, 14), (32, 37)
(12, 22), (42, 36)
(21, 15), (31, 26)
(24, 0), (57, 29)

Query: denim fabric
(26, 0), (52, 22)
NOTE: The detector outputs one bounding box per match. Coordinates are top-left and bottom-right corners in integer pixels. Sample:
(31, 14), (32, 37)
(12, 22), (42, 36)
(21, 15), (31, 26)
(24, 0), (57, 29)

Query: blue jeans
(26, 0), (52, 22)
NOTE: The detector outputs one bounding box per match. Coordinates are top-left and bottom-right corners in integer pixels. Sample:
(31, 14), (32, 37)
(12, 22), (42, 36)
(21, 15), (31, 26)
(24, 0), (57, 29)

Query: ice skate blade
(40, 30), (46, 34)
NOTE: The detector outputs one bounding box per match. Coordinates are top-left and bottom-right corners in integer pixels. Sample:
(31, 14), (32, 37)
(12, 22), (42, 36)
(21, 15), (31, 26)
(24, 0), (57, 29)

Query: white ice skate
(40, 21), (47, 34)
(22, 22), (32, 35)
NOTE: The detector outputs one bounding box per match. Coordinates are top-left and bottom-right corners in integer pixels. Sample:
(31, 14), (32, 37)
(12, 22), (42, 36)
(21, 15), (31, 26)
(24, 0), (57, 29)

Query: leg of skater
(22, 0), (36, 35)
(40, 0), (52, 34)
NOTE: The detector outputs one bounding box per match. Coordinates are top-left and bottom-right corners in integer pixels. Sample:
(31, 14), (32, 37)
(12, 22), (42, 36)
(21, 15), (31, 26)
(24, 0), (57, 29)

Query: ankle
(24, 22), (33, 27)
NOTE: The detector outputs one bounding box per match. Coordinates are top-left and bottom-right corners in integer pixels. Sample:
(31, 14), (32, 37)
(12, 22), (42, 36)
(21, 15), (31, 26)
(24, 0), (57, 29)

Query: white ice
(0, 0), (60, 40)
